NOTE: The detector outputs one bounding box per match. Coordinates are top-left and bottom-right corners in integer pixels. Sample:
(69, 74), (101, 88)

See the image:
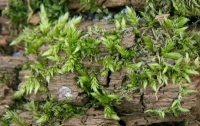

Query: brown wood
(0, 56), (26, 120)
(0, 0), (145, 11)
(14, 21), (200, 125)
(0, 0), (8, 10)
(67, 0), (145, 10)
(1, 21), (200, 125)
(62, 108), (120, 126)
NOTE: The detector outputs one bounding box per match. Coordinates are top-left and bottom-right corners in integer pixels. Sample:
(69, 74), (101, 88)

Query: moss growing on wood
(2, 1), (200, 126)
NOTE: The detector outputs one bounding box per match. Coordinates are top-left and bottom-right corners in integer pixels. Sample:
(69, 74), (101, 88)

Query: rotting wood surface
(0, 56), (26, 121)
(0, 0), (8, 10)
(0, 0), (200, 125)
(0, 0), (145, 11)
(67, 0), (145, 10)
(7, 21), (200, 125)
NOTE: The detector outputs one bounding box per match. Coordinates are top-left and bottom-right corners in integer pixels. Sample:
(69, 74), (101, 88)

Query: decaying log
(119, 82), (199, 125)
(0, 0), (8, 10)
(10, 111), (37, 126)
(67, 0), (145, 10)
(49, 73), (88, 106)
(0, 17), (10, 35)
(59, 76), (200, 126)
(0, 84), (14, 118)
(62, 108), (120, 126)
(19, 70), (88, 105)
(0, 56), (26, 88)
(0, 56), (25, 120)
(6, 22), (200, 125)
(0, 17), (20, 55)
(0, 19), (200, 126)
(0, 0), (145, 12)
(0, 0), (199, 124)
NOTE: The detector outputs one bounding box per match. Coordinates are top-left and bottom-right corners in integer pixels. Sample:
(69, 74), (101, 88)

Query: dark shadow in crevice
(13, 68), (21, 91)
(118, 119), (126, 126)
(148, 121), (185, 126)
(106, 70), (111, 87)
(140, 92), (145, 111)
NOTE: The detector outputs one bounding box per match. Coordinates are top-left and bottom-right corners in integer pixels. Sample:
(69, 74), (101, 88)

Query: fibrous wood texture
(0, 56), (25, 120)
(12, 22), (200, 126)
(1, 1), (200, 125)
(68, 0), (145, 9)
(0, 0), (145, 11)
(0, 0), (7, 10)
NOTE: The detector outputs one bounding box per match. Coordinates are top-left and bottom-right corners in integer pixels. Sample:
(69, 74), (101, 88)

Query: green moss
(145, 0), (200, 17)
(0, 74), (13, 84)
(3, 2), (200, 125)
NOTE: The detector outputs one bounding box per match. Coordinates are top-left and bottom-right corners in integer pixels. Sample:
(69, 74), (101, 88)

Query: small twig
(27, 0), (33, 22)
(76, 4), (87, 13)
(157, 53), (161, 64)
(121, 113), (135, 116)
(155, 83), (164, 101)
(192, 19), (200, 29)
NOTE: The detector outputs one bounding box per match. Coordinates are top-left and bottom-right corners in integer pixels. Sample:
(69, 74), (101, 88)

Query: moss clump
(2, 1), (200, 126)
(146, 0), (200, 17)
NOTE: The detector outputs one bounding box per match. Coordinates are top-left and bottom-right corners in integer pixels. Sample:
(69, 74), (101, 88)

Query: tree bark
(67, 0), (145, 10)
(0, 56), (25, 122)
(13, 22), (200, 125)
(0, 17), (199, 126)
(0, 0), (145, 11)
